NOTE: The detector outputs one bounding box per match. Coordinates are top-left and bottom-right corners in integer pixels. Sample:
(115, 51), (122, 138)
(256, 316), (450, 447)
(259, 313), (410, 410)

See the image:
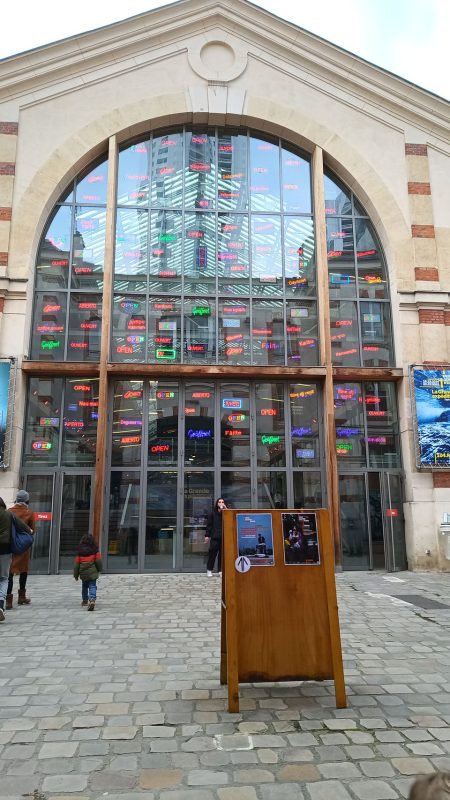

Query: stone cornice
(399, 291), (450, 310)
(0, 0), (449, 145)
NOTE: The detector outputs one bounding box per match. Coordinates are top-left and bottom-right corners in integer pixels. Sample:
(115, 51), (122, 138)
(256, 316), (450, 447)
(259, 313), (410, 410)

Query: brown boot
(18, 590), (31, 605)
(6, 594), (13, 610)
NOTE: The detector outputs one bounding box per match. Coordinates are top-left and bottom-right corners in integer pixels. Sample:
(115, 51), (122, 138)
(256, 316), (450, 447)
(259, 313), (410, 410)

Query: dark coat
(206, 508), (224, 542)
(0, 507), (32, 556)
(74, 542), (103, 582)
(9, 503), (35, 573)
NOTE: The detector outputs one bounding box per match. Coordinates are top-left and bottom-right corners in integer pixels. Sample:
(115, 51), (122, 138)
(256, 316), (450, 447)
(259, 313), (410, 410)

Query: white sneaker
(218, 572), (222, 577)
(207, 570), (213, 577)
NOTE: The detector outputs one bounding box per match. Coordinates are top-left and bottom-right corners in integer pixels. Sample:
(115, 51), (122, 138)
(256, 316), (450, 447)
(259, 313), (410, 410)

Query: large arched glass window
(31, 129), (393, 367)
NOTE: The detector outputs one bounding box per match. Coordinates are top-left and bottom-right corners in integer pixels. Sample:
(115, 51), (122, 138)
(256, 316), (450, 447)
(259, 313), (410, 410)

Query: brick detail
(412, 224), (435, 238)
(0, 252), (8, 266)
(0, 298), (4, 313)
(418, 309), (445, 325)
(0, 163), (15, 176)
(408, 181), (431, 195)
(445, 312), (450, 326)
(405, 143), (428, 156)
(415, 267), (439, 281)
(0, 122), (18, 135)
(0, 207), (12, 221)
(433, 473), (450, 488)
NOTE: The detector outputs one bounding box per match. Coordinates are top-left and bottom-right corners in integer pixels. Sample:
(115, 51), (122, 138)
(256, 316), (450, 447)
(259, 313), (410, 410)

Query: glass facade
(25, 126), (403, 573)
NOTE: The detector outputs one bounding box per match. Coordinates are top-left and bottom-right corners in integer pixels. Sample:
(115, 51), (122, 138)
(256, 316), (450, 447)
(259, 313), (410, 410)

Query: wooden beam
(313, 146), (341, 566)
(106, 363), (328, 379)
(332, 367), (403, 381)
(92, 135), (117, 546)
(21, 361), (100, 376)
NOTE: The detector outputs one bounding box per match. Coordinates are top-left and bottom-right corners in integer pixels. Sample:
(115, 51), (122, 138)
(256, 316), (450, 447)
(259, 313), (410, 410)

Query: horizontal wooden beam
(332, 367), (403, 381)
(21, 361), (100, 376)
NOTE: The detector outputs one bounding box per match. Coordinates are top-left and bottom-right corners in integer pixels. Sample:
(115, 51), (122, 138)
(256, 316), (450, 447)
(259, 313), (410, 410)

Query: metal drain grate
(392, 594), (450, 610)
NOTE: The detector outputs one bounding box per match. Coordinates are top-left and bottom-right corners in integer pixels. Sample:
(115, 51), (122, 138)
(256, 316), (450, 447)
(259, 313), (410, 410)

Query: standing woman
(6, 490), (35, 608)
(204, 497), (227, 577)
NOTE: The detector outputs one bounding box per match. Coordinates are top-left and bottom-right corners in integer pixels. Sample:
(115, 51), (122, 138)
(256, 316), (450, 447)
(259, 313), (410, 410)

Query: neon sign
(192, 307), (210, 317)
(43, 304), (61, 313)
(32, 440), (52, 451)
(80, 322), (97, 330)
(225, 346), (244, 355)
(336, 320), (353, 327)
(291, 308), (309, 318)
(151, 444), (170, 453)
(368, 410), (386, 417)
(154, 336), (172, 345)
(223, 399), (242, 409)
(334, 349), (358, 357)
(157, 391), (175, 400)
(192, 392), (211, 399)
(336, 443), (353, 453)
(185, 407), (196, 415)
(73, 384), (91, 392)
(79, 400), (98, 407)
(252, 328), (272, 335)
(225, 334), (243, 342)
(37, 325), (64, 333)
(187, 429), (212, 439)
(116, 345), (133, 354)
(41, 341), (60, 350)
(365, 396), (381, 404)
(120, 301), (140, 312)
(120, 436), (141, 444)
(261, 342), (280, 350)
(127, 319), (145, 330)
(156, 348), (176, 360)
(187, 344), (206, 352)
(154, 302), (174, 311)
(228, 414), (245, 423)
(70, 342), (88, 349)
(291, 427), (312, 436)
(79, 302), (97, 309)
(160, 234), (177, 243)
(186, 230), (204, 239)
(261, 435), (281, 445)
(261, 408), (277, 416)
(119, 419), (143, 427)
(64, 420), (84, 429)
(40, 418), (59, 426)
(298, 339), (316, 348)
(159, 321), (176, 331)
(124, 390), (142, 399)
(222, 318), (240, 328)
(336, 427), (360, 437)
(127, 335), (145, 344)
(367, 437), (387, 444)
(296, 449), (315, 458)
(225, 429), (243, 437)
(223, 306), (246, 315)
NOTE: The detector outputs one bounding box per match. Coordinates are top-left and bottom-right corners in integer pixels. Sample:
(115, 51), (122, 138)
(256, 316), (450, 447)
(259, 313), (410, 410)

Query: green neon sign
(261, 435), (280, 445)
(155, 348), (176, 360)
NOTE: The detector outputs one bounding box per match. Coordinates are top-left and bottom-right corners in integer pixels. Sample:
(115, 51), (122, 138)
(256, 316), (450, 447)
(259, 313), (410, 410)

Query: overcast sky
(2, 0), (449, 100)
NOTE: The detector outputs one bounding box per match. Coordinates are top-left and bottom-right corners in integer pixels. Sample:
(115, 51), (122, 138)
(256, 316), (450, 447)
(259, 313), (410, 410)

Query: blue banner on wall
(412, 367), (450, 468)
(0, 361), (10, 465)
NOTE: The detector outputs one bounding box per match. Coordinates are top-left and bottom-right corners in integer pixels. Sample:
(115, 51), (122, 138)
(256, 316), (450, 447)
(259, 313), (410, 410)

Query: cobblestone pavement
(1, 570), (450, 800)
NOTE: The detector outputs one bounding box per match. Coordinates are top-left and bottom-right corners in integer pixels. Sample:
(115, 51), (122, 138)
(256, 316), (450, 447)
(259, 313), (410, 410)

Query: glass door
(381, 471), (407, 571)
(24, 474), (55, 574)
(57, 473), (94, 571)
(339, 473), (370, 569)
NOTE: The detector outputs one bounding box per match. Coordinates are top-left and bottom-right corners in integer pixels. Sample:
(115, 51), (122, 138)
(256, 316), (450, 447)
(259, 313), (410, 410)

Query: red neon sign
(79, 302), (97, 309)
(73, 385), (91, 392)
(121, 436), (141, 444)
(151, 444), (170, 453)
(124, 390), (142, 399)
(43, 304), (61, 313)
(261, 408), (277, 416)
(192, 392), (211, 399)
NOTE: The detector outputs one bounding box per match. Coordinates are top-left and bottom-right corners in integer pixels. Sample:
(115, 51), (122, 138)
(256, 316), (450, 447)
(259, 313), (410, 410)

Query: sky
(1, 0), (449, 100)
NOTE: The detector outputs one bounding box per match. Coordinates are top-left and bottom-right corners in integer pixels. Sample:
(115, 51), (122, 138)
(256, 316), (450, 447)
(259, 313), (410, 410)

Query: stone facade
(0, 0), (450, 569)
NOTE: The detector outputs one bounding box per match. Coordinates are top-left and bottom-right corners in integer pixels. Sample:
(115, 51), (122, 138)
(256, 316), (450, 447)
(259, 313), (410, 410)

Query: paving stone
(307, 780), (353, 799)
(391, 757), (435, 774)
(217, 789), (258, 800)
(318, 762), (361, 778)
(259, 787), (305, 800)
(143, 725), (176, 738)
(90, 771), (137, 790)
(159, 792), (214, 800)
(187, 769), (229, 785)
(72, 715), (104, 728)
(41, 775), (88, 792)
(139, 768), (183, 789)
(279, 764), (320, 781)
(102, 726), (138, 740)
(349, 780), (399, 799)
(234, 768), (275, 782)
(38, 741), (78, 758)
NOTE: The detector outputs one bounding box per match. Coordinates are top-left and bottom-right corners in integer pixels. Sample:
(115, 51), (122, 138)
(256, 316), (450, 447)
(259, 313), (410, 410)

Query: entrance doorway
(339, 471), (406, 570)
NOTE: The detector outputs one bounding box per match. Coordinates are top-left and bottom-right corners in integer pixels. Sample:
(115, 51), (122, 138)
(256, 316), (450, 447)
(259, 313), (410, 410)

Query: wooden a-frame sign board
(220, 508), (346, 713)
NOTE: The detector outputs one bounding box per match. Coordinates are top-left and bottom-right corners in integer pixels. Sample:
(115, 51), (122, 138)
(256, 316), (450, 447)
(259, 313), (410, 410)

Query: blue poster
(236, 512), (274, 566)
(412, 367), (450, 467)
(0, 362), (10, 465)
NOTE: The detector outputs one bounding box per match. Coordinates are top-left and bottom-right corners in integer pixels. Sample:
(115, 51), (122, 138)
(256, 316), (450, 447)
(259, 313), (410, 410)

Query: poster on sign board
(282, 512), (320, 565)
(411, 367), (450, 468)
(0, 362), (10, 466)
(236, 513), (274, 566)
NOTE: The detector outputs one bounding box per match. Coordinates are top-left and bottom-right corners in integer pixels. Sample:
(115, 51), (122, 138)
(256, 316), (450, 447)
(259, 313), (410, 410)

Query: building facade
(0, 0), (449, 573)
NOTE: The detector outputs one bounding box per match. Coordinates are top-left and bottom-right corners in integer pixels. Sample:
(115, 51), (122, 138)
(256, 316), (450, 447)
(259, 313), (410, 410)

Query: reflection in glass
(221, 471), (251, 508)
(26, 475), (54, 574)
(184, 131), (216, 210)
(286, 301), (318, 366)
(184, 212), (216, 294)
(67, 294), (102, 361)
(365, 382), (400, 468)
(111, 380), (143, 467)
(71, 207), (106, 290)
(115, 208), (148, 293)
(150, 210), (183, 294)
(117, 141), (150, 206)
(184, 384), (215, 467)
(112, 295), (147, 362)
(151, 132), (183, 208)
(386, 474), (407, 570)
(62, 379), (99, 465)
(148, 296), (181, 364)
(323, 172), (352, 216)
(218, 300), (250, 364)
(23, 378), (62, 465)
(183, 471), (214, 571)
(356, 220), (387, 299)
(330, 300), (360, 366)
(251, 215), (283, 296)
(36, 205), (71, 290)
(184, 299), (216, 363)
(218, 214), (249, 295)
(58, 475), (92, 571)
(252, 300), (284, 365)
(334, 383), (366, 466)
(108, 471), (140, 571)
(281, 148), (311, 213)
(255, 383), (286, 467)
(340, 474), (370, 569)
(218, 131), (248, 211)
(290, 383), (320, 467)
(327, 217), (355, 299)
(250, 137), (280, 211)
(148, 382), (178, 466)
(284, 217), (315, 297)
(76, 160), (108, 204)
(145, 472), (176, 570)
(293, 472), (322, 508)
(257, 471), (286, 508)
(31, 293), (67, 360)
(361, 302), (393, 367)
(221, 384), (250, 466)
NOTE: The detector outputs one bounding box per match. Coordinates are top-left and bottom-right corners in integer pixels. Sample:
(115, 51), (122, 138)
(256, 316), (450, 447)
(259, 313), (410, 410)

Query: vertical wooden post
(222, 510), (240, 712)
(92, 135), (117, 546)
(313, 147), (341, 566)
(320, 510), (347, 707)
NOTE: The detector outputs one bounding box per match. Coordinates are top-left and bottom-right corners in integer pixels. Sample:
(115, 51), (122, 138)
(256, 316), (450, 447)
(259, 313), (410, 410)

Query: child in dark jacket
(74, 534), (102, 610)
